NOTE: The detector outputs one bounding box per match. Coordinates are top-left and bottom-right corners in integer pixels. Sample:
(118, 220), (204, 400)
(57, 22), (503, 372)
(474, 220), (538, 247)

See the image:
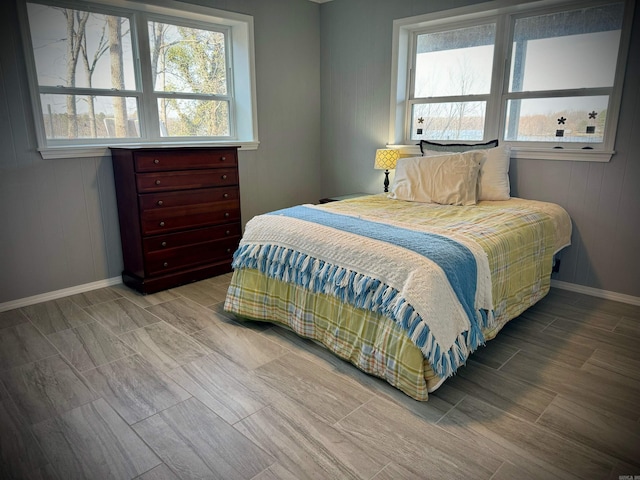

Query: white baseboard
(551, 279), (640, 306)
(0, 277), (123, 313)
(2, 276), (637, 312)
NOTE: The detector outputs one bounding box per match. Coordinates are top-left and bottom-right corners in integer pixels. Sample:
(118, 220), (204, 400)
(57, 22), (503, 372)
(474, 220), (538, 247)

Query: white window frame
(18, 0), (259, 159)
(140, 14), (235, 140)
(388, 0), (634, 162)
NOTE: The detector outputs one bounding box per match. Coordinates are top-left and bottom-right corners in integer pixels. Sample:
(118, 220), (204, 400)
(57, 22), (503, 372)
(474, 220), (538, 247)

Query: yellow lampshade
(374, 148), (400, 170)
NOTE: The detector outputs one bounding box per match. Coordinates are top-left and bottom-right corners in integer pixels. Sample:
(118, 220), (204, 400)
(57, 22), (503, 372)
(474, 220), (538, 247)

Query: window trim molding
(389, 0), (634, 162)
(38, 141), (259, 160)
(18, 0), (259, 158)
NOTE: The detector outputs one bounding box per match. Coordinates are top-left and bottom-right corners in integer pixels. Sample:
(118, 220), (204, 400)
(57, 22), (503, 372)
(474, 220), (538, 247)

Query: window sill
(39, 141), (260, 159)
(387, 144), (614, 162)
(509, 147), (613, 162)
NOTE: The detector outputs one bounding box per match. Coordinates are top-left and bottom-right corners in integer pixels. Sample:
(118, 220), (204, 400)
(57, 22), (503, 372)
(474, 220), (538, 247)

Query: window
(19, 0), (258, 158)
(149, 20), (231, 138)
(391, 0), (634, 161)
(410, 23), (496, 142)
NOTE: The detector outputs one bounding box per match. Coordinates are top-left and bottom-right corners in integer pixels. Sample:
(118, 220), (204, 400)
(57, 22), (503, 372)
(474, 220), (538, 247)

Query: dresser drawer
(134, 149), (237, 172)
(143, 224), (242, 254)
(141, 201), (241, 235)
(136, 169), (238, 193)
(139, 187), (239, 211)
(145, 237), (240, 275)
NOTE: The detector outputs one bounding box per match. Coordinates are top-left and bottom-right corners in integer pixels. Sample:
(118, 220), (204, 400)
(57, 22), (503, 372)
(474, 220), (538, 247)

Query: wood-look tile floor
(1, 275), (639, 479)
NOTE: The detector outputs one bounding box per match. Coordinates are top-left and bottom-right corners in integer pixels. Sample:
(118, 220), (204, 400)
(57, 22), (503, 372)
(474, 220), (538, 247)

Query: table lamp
(374, 148), (400, 192)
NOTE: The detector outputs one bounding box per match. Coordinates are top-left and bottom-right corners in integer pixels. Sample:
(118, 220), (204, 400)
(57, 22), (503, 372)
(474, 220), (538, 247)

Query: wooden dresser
(111, 146), (241, 294)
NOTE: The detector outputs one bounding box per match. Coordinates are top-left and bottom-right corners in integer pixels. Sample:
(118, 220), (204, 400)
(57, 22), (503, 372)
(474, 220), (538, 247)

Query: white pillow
(423, 146), (511, 201)
(390, 151), (482, 206)
(477, 146), (511, 201)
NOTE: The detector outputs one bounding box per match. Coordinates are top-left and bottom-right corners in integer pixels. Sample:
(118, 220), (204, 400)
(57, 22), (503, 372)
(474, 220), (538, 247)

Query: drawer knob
(161, 241), (167, 247)
(225, 230), (230, 235)
(224, 212), (230, 218)
(220, 156), (226, 161)
(159, 221), (165, 227)
(226, 248), (232, 253)
(221, 174), (228, 180)
(155, 180), (161, 185)
(163, 262), (169, 267)
(223, 193), (229, 199)
(154, 159), (160, 164)
(157, 200), (163, 206)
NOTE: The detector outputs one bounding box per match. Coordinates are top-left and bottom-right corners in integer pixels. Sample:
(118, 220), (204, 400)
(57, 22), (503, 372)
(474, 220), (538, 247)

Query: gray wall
(320, 0), (640, 298)
(0, 0), (321, 304)
(1, 0), (638, 305)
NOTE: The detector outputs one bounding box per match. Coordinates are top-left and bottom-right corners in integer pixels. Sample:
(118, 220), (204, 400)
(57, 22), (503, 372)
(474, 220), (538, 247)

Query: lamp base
(383, 169), (390, 193)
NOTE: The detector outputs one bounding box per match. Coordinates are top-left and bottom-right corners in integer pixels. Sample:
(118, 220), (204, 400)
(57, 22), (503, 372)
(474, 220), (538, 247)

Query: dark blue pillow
(418, 139), (499, 155)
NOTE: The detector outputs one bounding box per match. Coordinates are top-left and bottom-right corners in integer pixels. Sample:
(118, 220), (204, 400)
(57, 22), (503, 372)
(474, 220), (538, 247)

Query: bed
(223, 146), (572, 400)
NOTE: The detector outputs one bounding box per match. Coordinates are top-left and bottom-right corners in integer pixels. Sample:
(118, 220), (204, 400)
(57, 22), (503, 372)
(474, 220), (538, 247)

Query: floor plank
(134, 464), (179, 480)
(263, 324), (466, 423)
(573, 294), (640, 320)
(119, 321), (211, 372)
(370, 463), (419, 480)
(445, 395), (616, 479)
(1, 355), (97, 425)
(254, 352), (373, 424)
(192, 318), (289, 370)
(85, 298), (161, 336)
(543, 317), (639, 359)
(168, 350), (277, 425)
(445, 359), (557, 423)
(468, 336), (519, 369)
(498, 315), (596, 368)
(436, 402), (578, 480)
(500, 349), (640, 420)
(0, 322), (58, 370)
(169, 279), (229, 307)
(490, 460), (567, 480)
(235, 397), (385, 480)
(47, 321), (135, 372)
(614, 316), (640, 338)
(334, 396), (503, 479)
(83, 354), (190, 425)
(110, 284), (182, 309)
(32, 398), (161, 480)
(581, 348), (640, 382)
(250, 463), (305, 480)
(66, 287), (122, 308)
(0, 395), (49, 479)
(21, 297), (95, 335)
(529, 301), (621, 330)
(0, 309), (30, 330)
(145, 297), (224, 335)
(133, 397), (273, 480)
(536, 395), (640, 468)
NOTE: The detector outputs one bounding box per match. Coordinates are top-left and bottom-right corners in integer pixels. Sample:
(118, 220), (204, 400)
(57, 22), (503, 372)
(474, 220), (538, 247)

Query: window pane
(509, 3), (623, 92)
(159, 98), (229, 137)
(414, 25), (495, 98)
(504, 95), (608, 143)
(27, 4), (135, 90)
(411, 102), (486, 141)
(41, 94), (139, 139)
(149, 22), (227, 95)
